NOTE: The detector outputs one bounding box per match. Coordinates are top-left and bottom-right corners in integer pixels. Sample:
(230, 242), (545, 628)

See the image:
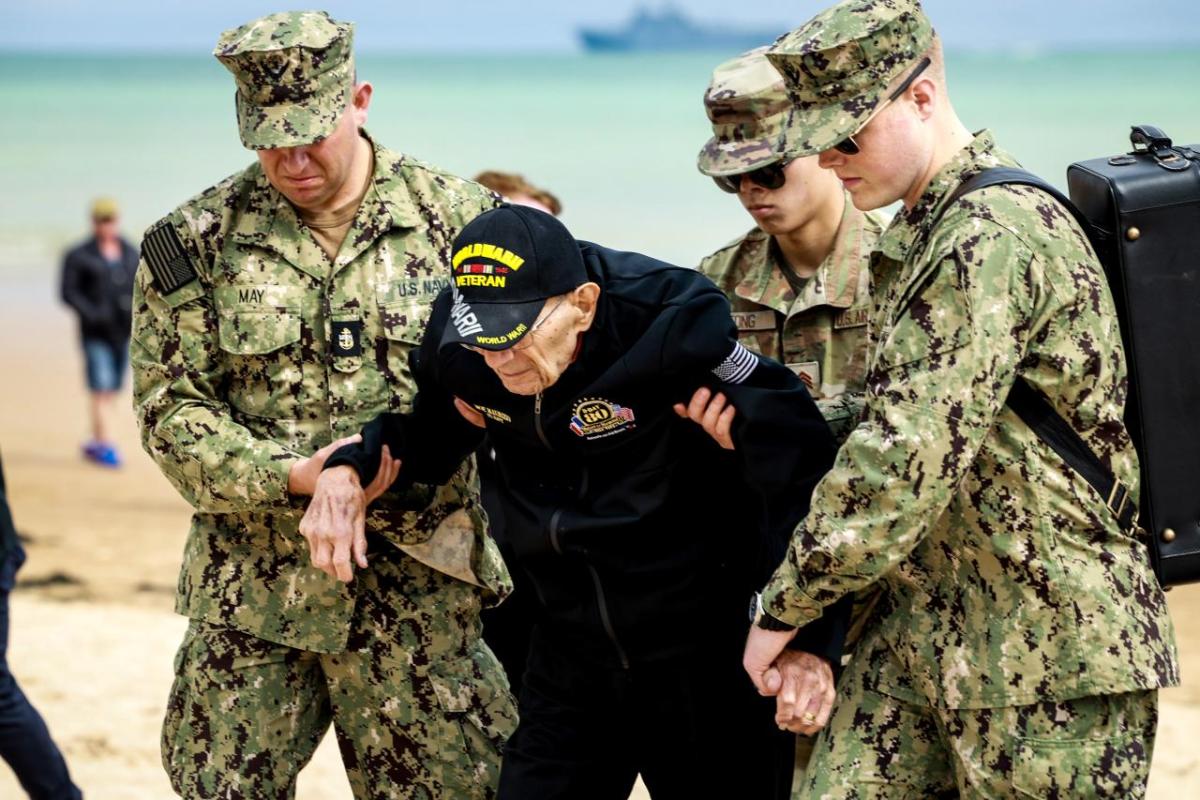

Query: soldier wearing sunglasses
(697, 48), (884, 447)
(736, 1), (1177, 798)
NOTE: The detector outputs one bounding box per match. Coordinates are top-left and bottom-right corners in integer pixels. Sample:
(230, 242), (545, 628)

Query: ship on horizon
(578, 6), (783, 53)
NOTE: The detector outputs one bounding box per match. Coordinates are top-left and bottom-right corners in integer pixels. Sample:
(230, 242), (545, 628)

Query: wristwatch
(749, 592), (797, 632)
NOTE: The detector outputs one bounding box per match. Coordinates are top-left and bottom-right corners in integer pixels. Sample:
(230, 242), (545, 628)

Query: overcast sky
(4, 1), (1199, 52)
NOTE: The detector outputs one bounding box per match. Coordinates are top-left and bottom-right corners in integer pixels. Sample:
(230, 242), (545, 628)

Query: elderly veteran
(303, 204), (844, 799)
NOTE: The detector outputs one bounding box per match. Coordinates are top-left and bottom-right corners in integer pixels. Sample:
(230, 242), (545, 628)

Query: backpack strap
(1007, 378), (1136, 531)
(933, 168), (1137, 533)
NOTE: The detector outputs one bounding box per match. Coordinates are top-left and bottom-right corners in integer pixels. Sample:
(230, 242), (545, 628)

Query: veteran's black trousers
(497, 624), (794, 800)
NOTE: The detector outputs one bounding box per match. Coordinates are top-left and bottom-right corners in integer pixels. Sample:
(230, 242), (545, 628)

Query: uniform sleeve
(130, 217), (299, 513)
(762, 221), (1039, 626)
(816, 393), (866, 445)
(325, 288), (484, 487)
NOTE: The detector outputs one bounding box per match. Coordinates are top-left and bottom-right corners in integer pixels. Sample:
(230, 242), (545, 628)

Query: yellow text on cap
(452, 243), (525, 271)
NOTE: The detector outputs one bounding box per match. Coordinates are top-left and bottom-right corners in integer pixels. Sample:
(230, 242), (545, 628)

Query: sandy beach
(0, 272), (1195, 798)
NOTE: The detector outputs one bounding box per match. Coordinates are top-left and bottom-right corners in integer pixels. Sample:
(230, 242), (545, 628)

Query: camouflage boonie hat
(214, 11), (355, 150)
(767, 0), (934, 157)
(697, 48), (791, 177)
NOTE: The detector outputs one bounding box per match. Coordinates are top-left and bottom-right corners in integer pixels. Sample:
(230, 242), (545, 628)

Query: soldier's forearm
(140, 407), (298, 513)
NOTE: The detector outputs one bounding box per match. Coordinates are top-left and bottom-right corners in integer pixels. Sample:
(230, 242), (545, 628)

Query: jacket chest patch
(569, 397), (637, 441)
(787, 361), (821, 392)
(732, 310), (776, 332)
(473, 404), (513, 424)
(332, 320), (362, 357)
(833, 306), (869, 330)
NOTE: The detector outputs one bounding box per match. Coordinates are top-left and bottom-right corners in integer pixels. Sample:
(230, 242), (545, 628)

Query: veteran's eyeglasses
(460, 298), (565, 354)
(832, 57), (932, 156)
(712, 158), (794, 194)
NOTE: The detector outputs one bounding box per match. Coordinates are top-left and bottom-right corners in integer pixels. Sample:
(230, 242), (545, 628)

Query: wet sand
(0, 273), (1194, 797)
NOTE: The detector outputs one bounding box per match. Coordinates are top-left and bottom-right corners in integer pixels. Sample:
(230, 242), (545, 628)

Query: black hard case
(1067, 130), (1200, 586)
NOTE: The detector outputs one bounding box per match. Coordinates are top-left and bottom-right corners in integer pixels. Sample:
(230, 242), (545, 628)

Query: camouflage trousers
(162, 552), (517, 799)
(798, 641), (1158, 799)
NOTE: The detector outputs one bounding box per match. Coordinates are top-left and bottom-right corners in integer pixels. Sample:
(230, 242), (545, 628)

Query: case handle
(1130, 125), (1191, 171)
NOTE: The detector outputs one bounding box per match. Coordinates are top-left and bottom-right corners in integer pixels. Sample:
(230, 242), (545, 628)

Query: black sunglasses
(833, 56), (932, 156)
(712, 158), (794, 194)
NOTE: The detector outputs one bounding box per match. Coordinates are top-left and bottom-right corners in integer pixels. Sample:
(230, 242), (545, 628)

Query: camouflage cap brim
(235, 87), (349, 150)
(697, 135), (781, 176)
(775, 99), (883, 158)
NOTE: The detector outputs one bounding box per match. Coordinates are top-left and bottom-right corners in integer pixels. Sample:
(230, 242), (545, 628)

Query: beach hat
(697, 47), (792, 177)
(213, 11), (355, 150)
(442, 205), (588, 351)
(767, 0), (934, 157)
(90, 197), (119, 221)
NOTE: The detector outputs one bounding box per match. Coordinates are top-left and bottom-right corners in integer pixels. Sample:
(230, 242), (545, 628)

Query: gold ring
(801, 712), (817, 724)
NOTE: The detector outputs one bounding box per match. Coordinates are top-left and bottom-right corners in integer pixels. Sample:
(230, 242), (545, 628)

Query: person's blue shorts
(83, 338), (128, 392)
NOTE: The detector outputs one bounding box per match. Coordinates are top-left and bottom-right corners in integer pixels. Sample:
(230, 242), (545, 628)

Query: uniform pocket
(879, 251), (973, 373)
(214, 286), (304, 419)
(217, 309), (301, 354)
(423, 643), (517, 797)
(379, 296), (433, 345)
(1013, 734), (1139, 798)
(427, 643), (518, 756)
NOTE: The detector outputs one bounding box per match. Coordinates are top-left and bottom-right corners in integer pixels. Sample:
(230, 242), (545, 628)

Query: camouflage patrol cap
(213, 11), (355, 150)
(697, 47), (791, 177)
(768, 0), (934, 157)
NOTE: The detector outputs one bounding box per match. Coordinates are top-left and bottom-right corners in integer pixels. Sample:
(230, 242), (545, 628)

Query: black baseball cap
(442, 204), (588, 351)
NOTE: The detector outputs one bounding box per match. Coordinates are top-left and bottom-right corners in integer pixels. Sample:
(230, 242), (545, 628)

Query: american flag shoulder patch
(711, 341), (757, 384)
(141, 221), (197, 296)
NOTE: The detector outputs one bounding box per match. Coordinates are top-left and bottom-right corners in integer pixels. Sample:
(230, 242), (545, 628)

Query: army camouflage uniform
(131, 12), (514, 799)
(697, 48), (882, 446)
(699, 214), (880, 445)
(758, 2), (1180, 797)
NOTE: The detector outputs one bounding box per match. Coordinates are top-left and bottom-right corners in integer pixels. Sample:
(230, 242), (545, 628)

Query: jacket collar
(229, 130), (424, 280)
(734, 197), (869, 315)
(875, 129), (1005, 265)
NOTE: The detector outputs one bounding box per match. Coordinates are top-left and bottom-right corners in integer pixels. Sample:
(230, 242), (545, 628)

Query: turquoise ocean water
(1, 49), (1199, 277)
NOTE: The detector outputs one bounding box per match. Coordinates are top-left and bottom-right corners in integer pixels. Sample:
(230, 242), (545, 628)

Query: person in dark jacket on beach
(59, 198), (138, 468)
(301, 205), (846, 800)
(0, 451), (83, 799)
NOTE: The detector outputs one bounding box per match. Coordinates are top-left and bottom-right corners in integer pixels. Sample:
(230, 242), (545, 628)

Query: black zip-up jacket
(60, 237), (139, 344)
(330, 244), (844, 666)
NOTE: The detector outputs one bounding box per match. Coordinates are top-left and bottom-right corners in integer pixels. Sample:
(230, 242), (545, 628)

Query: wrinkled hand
(287, 434), (363, 496)
(768, 650), (835, 735)
(454, 397), (487, 429)
(299, 446), (399, 583)
(673, 387), (736, 450)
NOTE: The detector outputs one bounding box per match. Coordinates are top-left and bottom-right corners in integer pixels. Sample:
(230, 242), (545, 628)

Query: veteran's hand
(673, 387), (736, 450)
(287, 434), (362, 497)
(299, 447), (398, 584)
(771, 650), (836, 736)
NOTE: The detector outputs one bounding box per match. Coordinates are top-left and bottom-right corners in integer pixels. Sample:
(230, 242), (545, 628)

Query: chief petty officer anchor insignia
(332, 320), (363, 357)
